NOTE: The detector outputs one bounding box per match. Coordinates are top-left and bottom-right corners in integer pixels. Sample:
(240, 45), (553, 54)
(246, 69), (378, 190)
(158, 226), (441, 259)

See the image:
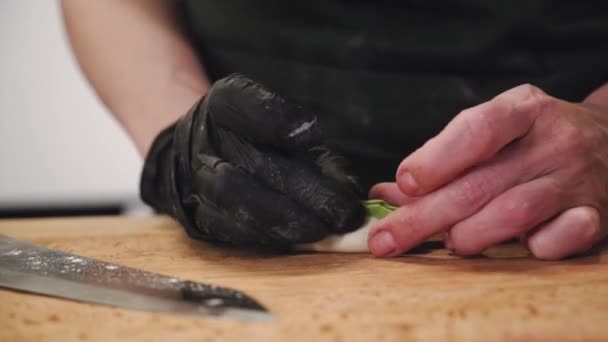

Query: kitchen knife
(0, 234), (273, 322)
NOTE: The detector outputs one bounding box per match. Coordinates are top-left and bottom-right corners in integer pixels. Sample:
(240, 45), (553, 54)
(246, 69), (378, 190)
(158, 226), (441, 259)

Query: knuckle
(503, 197), (536, 227)
(518, 83), (555, 116)
(461, 110), (500, 157)
(519, 83), (546, 98)
(560, 121), (586, 145)
(207, 74), (245, 99)
(552, 120), (593, 157)
(451, 174), (494, 210)
(521, 83), (549, 103)
(395, 211), (420, 232)
(388, 212), (427, 245)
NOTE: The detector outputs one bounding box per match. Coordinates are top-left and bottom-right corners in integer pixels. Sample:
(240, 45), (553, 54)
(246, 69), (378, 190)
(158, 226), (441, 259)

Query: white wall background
(0, 1), (147, 214)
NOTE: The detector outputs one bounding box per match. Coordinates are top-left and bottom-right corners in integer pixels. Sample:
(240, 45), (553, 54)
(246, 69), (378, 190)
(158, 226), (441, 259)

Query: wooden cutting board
(1, 215), (607, 341)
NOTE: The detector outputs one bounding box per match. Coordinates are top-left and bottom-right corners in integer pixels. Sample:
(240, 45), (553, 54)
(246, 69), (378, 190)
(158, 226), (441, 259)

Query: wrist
(128, 84), (206, 157)
(117, 64), (209, 157)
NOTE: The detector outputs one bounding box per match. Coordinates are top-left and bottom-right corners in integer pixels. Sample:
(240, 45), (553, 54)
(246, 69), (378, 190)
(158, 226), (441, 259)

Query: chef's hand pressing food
(369, 84), (608, 260)
(140, 74), (366, 248)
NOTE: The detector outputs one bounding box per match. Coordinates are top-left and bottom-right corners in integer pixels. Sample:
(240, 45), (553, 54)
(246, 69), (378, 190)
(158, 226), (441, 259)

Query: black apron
(180, 1), (608, 193)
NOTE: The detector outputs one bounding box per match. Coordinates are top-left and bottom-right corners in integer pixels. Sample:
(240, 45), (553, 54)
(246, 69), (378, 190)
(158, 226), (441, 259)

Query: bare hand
(369, 84), (608, 260)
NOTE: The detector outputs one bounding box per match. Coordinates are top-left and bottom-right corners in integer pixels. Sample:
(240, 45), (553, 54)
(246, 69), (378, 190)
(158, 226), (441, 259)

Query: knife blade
(0, 234), (273, 322)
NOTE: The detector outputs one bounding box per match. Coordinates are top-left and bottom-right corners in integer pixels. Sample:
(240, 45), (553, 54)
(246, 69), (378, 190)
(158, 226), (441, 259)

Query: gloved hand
(140, 74), (366, 248)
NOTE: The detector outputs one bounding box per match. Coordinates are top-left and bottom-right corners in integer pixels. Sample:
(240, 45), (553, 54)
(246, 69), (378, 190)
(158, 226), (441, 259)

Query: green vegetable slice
(364, 199), (397, 219)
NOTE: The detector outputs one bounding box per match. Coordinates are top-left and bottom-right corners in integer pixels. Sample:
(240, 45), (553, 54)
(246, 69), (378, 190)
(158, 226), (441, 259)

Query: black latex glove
(140, 74), (366, 248)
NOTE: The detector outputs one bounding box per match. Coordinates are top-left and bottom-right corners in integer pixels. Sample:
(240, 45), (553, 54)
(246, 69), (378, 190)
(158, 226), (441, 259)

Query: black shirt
(180, 1), (608, 192)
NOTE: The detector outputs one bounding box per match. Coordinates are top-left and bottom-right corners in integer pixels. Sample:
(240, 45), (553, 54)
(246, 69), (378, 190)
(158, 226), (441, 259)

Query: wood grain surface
(1, 215), (607, 341)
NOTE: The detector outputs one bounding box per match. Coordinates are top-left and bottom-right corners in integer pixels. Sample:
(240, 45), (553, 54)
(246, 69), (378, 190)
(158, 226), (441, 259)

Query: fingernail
(369, 231), (398, 256)
(399, 171), (419, 194)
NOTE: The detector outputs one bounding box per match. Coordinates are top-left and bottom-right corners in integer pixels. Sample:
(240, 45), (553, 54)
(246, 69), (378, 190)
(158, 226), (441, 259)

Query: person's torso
(181, 0), (608, 192)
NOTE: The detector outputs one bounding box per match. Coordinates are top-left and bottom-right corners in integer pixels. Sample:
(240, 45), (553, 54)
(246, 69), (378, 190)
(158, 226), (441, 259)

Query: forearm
(61, 0), (209, 156)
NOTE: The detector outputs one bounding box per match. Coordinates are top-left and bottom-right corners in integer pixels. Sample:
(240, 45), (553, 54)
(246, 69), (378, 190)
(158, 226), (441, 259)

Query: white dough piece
(293, 217), (379, 253)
